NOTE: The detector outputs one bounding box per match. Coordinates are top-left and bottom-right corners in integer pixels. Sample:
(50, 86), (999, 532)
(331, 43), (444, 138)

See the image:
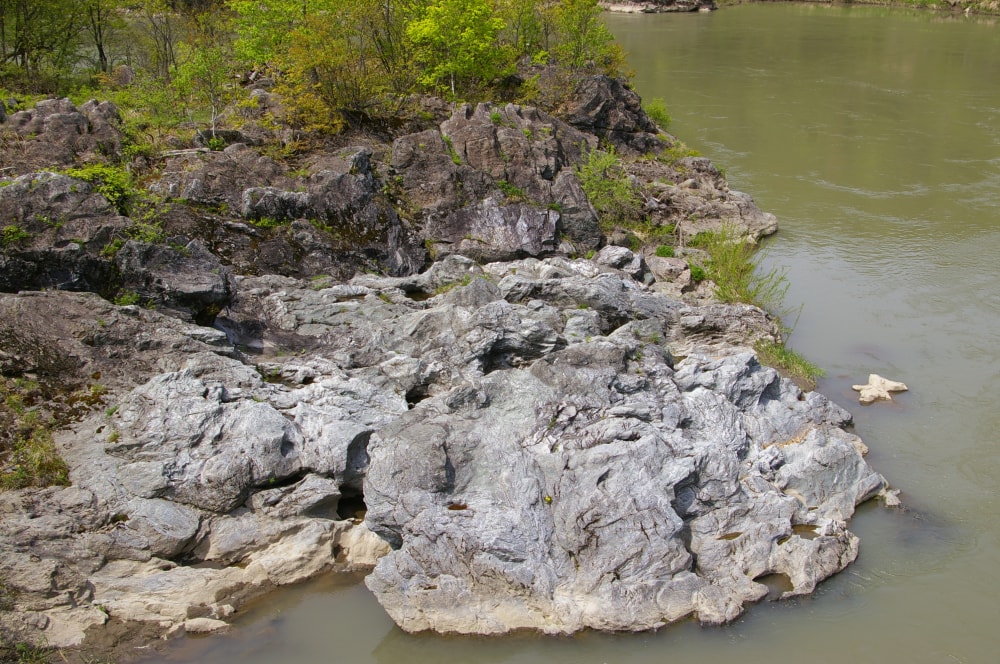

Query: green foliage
(248, 216), (287, 230)
(754, 339), (825, 391)
(576, 146), (645, 230)
(658, 141), (701, 164)
(654, 244), (674, 258)
(696, 226), (789, 313)
(644, 98), (671, 130)
(228, 0), (308, 68)
(434, 274), (474, 295)
(62, 164), (134, 215)
(551, 0), (624, 74)
(113, 291), (141, 306)
(407, 0), (509, 97)
(1, 225), (31, 248)
(688, 262), (706, 283)
(442, 135), (462, 165)
(172, 26), (239, 136)
(10, 641), (50, 664)
(0, 378), (70, 491)
(497, 180), (526, 201)
(273, 0), (402, 131)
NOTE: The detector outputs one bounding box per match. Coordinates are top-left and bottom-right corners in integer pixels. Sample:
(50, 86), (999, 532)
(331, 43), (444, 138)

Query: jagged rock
(645, 157), (779, 243)
(392, 103), (601, 257)
(149, 143), (288, 207)
(0, 98), (122, 172)
(114, 240), (230, 322)
(427, 198), (559, 263)
(562, 76), (665, 154)
(593, 245), (647, 282)
(364, 349), (884, 634)
(149, 144), (424, 280)
(0, 172), (128, 294)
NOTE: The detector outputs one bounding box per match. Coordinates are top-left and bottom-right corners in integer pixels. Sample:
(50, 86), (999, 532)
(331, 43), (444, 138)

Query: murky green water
(149, 5), (1000, 662)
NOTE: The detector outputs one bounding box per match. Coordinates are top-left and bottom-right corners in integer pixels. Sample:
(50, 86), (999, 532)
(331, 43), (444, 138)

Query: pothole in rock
(336, 492), (367, 521)
(753, 572), (794, 601)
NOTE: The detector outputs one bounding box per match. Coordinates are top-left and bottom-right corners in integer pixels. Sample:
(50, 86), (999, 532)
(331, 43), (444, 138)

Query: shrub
(688, 263), (706, 282)
(576, 146), (645, 230)
(654, 244), (674, 258)
(644, 98), (671, 130)
(1, 225), (31, 248)
(62, 164), (135, 215)
(697, 225), (789, 313)
(113, 291), (141, 306)
(497, 180), (526, 201)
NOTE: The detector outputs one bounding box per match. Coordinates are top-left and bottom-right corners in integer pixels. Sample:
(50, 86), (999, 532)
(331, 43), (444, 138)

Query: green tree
(82, 0), (126, 73)
(173, 42), (236, 137)
(552, 0), (622, 73)
(135, 0), (182, 80)
(0, 0), (85, 87)
(227, 0), (310, 69)
(406, 0), (508, 98)
(498, 0), (550, 60)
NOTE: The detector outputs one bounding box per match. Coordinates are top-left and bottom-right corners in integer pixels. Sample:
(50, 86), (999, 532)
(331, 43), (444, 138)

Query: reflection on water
(150, 5), (1000, 663)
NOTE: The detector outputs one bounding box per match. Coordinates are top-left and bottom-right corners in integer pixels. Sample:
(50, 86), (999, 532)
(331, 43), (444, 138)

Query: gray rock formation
(0, 84), (883, 655)
(364, 347), (882, 633)
(0, 98), (122, 172)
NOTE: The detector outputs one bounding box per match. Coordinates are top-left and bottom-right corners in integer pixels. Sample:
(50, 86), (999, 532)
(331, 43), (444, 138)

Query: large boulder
(391, 103), (602, 258)
(562, 76), (665, 154)
(364, 347), (883, 633)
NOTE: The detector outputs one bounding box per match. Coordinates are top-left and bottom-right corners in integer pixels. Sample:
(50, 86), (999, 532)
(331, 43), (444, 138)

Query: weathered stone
(114, 240), (230, 321)
(365, 349), (884, 634)
(562, 76), (664, 154)
(0, 98), (122, 172)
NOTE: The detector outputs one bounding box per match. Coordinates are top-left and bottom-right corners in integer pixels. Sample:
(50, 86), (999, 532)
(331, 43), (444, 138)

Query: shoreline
(602, 0), (1000, 15)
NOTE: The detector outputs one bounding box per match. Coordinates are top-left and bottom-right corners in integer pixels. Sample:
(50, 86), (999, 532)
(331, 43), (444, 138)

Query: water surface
(149, 6), (1000, 662)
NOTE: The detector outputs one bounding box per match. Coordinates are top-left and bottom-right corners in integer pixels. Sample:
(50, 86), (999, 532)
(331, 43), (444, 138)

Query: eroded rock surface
(0, 83), (882, 656)
(364, 347), (881, 633)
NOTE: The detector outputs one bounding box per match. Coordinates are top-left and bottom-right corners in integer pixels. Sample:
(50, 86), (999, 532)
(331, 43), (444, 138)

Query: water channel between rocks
(147, 5), (1000, 663)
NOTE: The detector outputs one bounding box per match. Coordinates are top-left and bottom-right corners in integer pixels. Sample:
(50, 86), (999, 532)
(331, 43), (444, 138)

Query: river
(146, 5), (1000, 663)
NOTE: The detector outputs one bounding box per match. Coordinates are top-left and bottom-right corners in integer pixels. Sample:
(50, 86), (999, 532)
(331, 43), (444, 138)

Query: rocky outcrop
(0, 291), (391, 649)
(365, 346), (881, 632)
(392, 102), (602, 259)
(0, 80), (884, 656)
(0, 98), (123, 173)
(601, 0), (717, 12)
(563, 76), (665, 154)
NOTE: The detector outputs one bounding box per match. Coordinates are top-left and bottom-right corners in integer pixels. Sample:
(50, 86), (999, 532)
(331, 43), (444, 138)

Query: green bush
(754, 339), (825, 391)
(697, 225), (789, 313)
(688, 263), (706, 282)
(62, 164), (135, 215)
(497, 180), (527, 201)
(1, 225), (31, 248)
(644, 98), (671, 130)
(576, 146), (645, 230)
(654, 244), (674, 258)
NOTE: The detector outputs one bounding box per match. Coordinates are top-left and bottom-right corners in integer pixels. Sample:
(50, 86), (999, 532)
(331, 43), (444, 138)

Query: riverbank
(600, 0), (1000, 15)
(712, 0), (1000, 15)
